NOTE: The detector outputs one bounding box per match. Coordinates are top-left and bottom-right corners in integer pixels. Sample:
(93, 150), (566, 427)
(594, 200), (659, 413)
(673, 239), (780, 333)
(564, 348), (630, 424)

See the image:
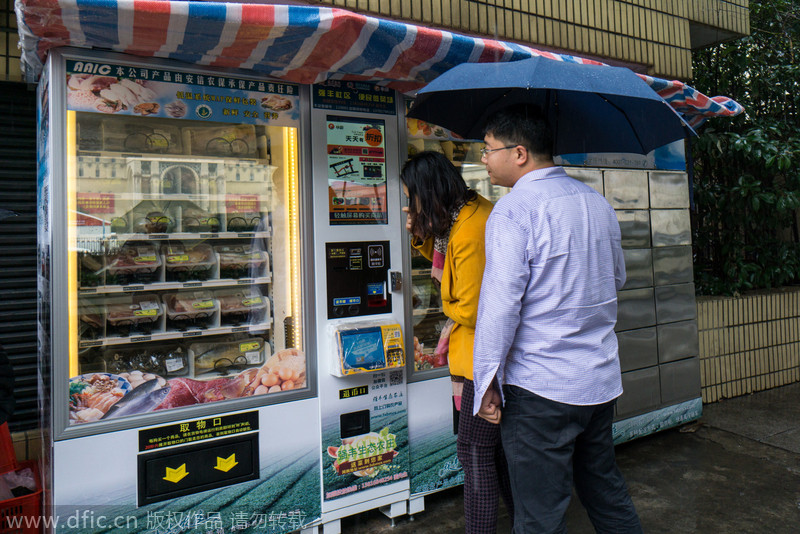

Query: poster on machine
(65, 60), (300, 128)
(321, 370), (409, 500)
(326, 116), (388, 225)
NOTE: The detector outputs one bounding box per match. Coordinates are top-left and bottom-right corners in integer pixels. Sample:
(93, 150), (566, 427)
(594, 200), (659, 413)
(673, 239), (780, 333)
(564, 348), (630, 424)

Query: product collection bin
(0, 423), (42, 534)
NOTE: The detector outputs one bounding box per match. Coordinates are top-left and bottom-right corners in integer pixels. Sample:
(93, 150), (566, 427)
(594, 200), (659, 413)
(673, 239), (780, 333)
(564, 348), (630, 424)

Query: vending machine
(307, 82), (410, 533)
(38, 49), (322, 533)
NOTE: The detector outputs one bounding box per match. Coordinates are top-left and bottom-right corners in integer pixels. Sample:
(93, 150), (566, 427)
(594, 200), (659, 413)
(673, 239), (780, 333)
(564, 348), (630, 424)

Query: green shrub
(691, 0), (800, 295)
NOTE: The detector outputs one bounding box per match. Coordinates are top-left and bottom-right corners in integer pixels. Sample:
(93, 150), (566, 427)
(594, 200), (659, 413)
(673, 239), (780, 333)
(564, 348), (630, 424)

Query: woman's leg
(457, 379), (509, 534)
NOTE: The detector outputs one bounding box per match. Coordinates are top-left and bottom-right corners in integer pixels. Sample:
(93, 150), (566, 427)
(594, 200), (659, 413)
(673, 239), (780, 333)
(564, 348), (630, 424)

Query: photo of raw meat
(154, 348), (306, 409)
(66, 73), (159, 115)
(134, 102), (160, 115)
(69, 373), (131, 424)
(165, 100), (187, 118)
(261, 94), (293, 111)
(68, 89), (101, 109)
(67, 348), (306, 422)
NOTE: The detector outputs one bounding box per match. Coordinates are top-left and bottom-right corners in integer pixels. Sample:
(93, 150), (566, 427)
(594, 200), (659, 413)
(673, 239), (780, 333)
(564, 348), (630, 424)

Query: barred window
(0, 0), (22, 82)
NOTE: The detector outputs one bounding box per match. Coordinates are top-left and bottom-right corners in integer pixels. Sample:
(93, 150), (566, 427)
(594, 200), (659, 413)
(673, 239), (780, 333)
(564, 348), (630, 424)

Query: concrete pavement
(342, 382), (800, 533)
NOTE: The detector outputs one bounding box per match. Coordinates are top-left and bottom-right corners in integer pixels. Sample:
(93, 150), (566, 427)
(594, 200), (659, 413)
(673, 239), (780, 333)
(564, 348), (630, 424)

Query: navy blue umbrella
(407, 57), (695, 155)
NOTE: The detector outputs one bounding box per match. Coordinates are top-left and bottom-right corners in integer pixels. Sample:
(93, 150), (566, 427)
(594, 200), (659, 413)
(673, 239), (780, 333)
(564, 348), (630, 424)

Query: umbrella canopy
(407, 56), (695, 155)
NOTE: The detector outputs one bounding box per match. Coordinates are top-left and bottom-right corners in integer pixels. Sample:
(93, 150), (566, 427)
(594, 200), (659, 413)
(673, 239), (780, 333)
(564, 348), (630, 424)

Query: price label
(239, 341), (261, 352)
(165, 358), (185, 372)
(135, 255), (158, 263)
(193, 300), (215, 309)
(150, 134), (169, 149)
(167, 254), (190, 263)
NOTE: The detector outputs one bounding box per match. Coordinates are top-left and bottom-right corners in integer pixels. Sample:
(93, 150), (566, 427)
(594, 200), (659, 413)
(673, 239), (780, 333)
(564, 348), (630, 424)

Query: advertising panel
(66, 60), (299, 127)
(407, 379), (462, 495)
(326, 116), (388, 225)
(321, 370), (409, 501)
(313, 81), (396, 115)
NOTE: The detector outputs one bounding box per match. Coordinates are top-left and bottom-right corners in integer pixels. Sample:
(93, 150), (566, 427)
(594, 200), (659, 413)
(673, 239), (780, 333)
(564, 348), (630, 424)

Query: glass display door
(63, 60), (305, 426)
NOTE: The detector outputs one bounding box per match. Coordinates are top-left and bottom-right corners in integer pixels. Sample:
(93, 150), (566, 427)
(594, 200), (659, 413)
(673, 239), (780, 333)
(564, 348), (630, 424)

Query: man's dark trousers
(500, 385), (643, 534)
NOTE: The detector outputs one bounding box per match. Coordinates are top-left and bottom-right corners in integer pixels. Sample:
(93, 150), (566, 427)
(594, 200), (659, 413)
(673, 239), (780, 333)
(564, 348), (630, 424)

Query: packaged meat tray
(216, 288), (270, 326)
(214, 245), (269, 279)
(184, 124), (257, 158)
(105, 294), (163, 337)
(162, 242), (216, 282)
(101, 117), (183, 154)
(190, 337), (269, 378)
(226, 213), (264, 232)
(79, 250), (105, 287)
(103, 344), (189, 378)
(163, 290), (219, 331)
(180, 207), (221, 233)
(106, 243), (162, 285)
(131, 211), (175, 234)
(79, 302), (105, 341)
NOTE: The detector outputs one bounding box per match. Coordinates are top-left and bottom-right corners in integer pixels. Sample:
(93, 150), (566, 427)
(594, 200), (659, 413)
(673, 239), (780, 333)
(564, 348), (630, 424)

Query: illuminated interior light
(67, 111), (78, 378)
(285, 127), (301, 349)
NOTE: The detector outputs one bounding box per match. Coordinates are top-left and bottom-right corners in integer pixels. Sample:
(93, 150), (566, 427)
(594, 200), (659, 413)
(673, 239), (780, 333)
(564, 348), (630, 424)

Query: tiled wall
(697, 291), (800, 403)
(687, 0), (750, 35)
(565, 168), (700, 420)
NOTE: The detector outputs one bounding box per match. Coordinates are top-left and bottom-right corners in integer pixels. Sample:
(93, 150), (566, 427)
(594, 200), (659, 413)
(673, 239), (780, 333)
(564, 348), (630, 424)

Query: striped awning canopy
(15, 1), (742, 127)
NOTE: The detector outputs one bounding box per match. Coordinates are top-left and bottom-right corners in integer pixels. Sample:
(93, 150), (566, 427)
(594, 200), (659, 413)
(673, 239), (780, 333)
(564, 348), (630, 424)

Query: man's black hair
(482, 104), (553, 159)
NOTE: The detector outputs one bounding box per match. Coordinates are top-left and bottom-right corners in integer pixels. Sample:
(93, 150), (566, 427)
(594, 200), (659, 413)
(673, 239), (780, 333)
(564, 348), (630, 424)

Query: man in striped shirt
(472, 104), (642, 533)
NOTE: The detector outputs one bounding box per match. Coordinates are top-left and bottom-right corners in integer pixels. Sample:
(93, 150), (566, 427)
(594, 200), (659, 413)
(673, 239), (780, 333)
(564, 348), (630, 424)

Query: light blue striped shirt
(473, 166), (626, 413)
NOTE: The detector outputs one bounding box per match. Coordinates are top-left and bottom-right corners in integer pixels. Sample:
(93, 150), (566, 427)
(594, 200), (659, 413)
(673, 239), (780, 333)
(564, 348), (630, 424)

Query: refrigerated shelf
(78, 276), (273, 295)
(85, 230), (272, 241)
(79, 320), (273, 348)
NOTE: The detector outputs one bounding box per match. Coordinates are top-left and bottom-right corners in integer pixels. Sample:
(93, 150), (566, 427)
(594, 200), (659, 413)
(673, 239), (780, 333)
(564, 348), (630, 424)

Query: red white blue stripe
(16, 1), (742, 126)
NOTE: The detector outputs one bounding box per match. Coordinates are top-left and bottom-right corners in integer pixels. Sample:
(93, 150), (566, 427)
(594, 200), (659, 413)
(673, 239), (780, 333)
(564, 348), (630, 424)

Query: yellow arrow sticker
(163, 464), (189, 483)
(214, 453), (238, 473)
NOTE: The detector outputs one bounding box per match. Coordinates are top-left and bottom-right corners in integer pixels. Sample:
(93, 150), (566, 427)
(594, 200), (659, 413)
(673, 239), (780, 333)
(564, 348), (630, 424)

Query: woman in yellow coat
(401, 151), (513, 534)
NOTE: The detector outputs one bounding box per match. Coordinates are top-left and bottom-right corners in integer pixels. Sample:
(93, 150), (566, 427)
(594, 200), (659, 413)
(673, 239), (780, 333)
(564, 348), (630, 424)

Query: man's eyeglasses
(480, 145), (518, 157)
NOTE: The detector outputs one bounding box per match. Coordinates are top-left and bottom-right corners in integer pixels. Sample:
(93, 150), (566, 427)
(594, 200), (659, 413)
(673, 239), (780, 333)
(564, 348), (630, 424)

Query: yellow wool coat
(412, 194), (493, 380)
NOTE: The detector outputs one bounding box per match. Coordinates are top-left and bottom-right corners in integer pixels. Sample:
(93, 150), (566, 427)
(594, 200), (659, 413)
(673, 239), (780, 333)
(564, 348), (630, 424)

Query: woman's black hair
(400, 150), (477, 240)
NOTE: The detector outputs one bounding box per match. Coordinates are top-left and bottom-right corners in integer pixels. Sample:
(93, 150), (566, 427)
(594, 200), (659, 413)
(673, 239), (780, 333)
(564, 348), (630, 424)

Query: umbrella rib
(598, 94), (646, 153)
